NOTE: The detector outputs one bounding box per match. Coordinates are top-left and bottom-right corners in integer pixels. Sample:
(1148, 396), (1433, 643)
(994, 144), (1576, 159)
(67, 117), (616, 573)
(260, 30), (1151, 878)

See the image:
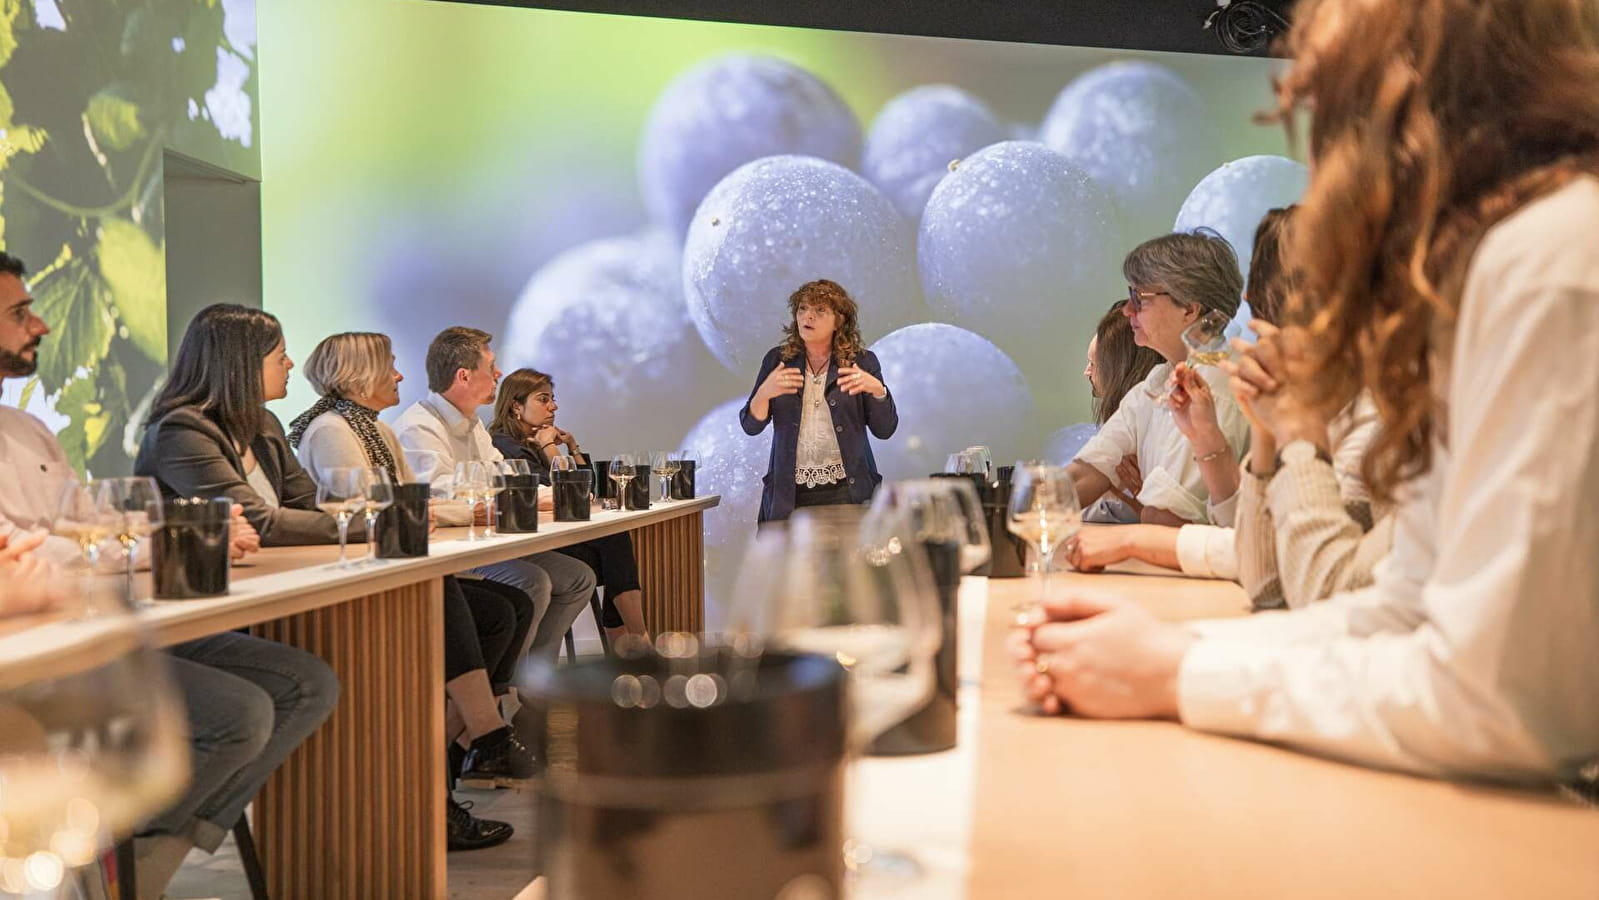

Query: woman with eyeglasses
(740, 279), (897, 524)
(1067, 231), (1252, 526)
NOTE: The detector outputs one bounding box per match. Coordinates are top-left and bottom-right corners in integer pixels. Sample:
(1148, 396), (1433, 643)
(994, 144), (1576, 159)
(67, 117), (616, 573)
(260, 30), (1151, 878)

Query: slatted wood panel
(251, 578), (447, 900)
(628, 510), (704, 634)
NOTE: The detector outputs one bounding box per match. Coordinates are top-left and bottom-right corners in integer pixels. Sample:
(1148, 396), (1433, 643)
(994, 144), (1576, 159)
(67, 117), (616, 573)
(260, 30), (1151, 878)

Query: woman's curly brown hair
(1271, 0), (1599, 503)
(778, 279), (866, 367)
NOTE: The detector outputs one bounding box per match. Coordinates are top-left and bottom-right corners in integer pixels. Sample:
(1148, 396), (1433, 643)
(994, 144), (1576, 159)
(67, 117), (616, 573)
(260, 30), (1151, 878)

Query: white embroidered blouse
(794, 367), (846, 487)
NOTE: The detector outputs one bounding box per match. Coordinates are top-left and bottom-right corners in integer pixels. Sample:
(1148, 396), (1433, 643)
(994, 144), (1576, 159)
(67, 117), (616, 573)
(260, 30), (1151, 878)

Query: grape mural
(862, 84), (1008, 221)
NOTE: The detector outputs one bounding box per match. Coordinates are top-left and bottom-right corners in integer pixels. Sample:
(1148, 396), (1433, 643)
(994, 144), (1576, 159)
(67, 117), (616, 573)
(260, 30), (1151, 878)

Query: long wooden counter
(2, 496), (717, 900)
(965, 574), (1599, 899)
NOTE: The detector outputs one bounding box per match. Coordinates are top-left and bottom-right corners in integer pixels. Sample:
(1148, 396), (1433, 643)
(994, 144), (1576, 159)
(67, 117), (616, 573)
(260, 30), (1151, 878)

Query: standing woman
(740, 279), (897, 523)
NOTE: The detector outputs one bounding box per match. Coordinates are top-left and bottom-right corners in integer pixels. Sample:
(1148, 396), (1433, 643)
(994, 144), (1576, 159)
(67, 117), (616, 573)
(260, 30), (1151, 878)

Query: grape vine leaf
(96, 217), (166, 361)
(32, 255), (114, 394)
(85, 89), (146, 152)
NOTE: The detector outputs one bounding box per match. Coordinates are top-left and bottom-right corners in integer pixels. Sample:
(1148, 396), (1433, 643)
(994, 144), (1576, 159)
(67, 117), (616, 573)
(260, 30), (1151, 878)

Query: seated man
(1069, 230), (1250, 526)
(0, 252), (337, 899)
(394, 326), (596, 670)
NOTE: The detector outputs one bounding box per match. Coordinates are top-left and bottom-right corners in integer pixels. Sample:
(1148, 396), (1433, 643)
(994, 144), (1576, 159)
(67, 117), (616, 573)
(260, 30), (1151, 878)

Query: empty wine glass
(1006, 462), (1082, 614)
(98, 477), (164, 608)
(1147, 309), (1235, 402)
(0, 570), (190, 899)
(359, 468), (394, 565)
(608, 454), (636, 510)
(500, 458), (533, 478)
(729, 509), (941, 887)
(451, 460), (490, 541)
(315, 467), (365, 566)
(915, 477), (991, 575)
(963, 446), (994, 483)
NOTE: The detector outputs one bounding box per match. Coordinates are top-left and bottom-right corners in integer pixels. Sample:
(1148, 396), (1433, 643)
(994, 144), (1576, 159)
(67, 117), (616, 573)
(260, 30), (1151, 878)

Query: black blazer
(135, 405), (362, 546)
(739, 347), (898, 522)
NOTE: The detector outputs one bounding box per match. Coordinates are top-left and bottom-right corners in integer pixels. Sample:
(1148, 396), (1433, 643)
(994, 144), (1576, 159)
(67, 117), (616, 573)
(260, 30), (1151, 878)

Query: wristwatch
(1275, 439), (1333, 469)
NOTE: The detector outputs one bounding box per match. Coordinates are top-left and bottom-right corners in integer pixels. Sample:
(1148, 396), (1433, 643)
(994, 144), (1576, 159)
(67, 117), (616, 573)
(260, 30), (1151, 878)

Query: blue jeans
(472, 551), (595, 668)
(141, 633), (339, 852)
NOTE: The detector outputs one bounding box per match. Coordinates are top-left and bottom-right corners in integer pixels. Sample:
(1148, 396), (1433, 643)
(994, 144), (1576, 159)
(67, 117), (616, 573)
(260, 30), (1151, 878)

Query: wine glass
(608, 454), (636, 510)
(315, 467), (365, 566)
(98, 477), (164, 609)
(1006, 462), (1082, 613)
(500, 458), (533, 478)
(359, 468), (394, 565)
(481, 462), (508, 538)
(1147, 309), (1235, 401)
(650, 451), (675, 503)
(451, 460), (489, 541)
(0, 569), (190, 899)
(729, 509), (940, 886)
(963, 446), (994, 484)
(911, 477), (991, 575)
(50, 480), (118, 572)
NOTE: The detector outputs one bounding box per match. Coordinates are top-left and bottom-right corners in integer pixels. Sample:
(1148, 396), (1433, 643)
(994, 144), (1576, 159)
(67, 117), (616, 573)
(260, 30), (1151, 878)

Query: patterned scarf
(287, 396), (400, 480)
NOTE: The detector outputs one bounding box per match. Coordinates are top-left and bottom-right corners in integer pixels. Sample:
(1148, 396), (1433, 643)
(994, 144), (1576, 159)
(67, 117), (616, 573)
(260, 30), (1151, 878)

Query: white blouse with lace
(794, 367), (846, 487)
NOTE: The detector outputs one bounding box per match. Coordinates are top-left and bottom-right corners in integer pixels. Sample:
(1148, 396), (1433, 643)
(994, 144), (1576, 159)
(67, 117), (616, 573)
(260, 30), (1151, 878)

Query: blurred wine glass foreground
(0, 571), (189, 898)
(728, 507), (941, 886)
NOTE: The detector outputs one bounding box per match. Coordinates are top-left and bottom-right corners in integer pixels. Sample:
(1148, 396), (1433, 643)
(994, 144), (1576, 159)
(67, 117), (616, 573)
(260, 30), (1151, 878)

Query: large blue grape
(868, 323), (1034, 481)
(1043, 422), (1099, 466)
(1040, 61), (1223, 238)
(862, 85), (1007, 221)
(678, 396), (769, 628)
(639, 54), (862, 240)
(1174, 155), (1308, 337)
(683, 155), (922, 374)
(917, 141), (1121, 377)
(500, 230), (739, 452)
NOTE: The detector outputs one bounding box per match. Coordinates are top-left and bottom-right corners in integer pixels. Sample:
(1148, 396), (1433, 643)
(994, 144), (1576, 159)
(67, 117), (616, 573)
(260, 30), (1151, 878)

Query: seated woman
(1066, 208), (1394, 611)
(1081, 299), (1163, 524)
(286, 331), (533, 849)
(1068, 231), (1251, 525)
(1014, 0), (1599, 783)
(488, 368), (649, 644)
(125, 304), (340, 894)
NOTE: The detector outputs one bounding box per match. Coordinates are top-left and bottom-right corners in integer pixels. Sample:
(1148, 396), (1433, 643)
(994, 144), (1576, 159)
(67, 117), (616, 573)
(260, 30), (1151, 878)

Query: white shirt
(0, 401), (80, 564)
(795, 368), (846, 487)
(392, 392), (502, 526)
(1178, 177), (1599, 781)
(1075, 363), (1250, 523)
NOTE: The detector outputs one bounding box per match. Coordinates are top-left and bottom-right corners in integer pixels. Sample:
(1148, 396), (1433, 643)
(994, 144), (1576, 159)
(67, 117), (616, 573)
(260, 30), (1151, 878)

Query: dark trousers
(445, 574), (535, 694)
(554, 534), (642, 629)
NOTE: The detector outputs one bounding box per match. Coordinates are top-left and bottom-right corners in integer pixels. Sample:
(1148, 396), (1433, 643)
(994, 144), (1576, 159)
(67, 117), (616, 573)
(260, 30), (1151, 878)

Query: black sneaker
(446, 796), (514, 852)
(459, 726), (541, 789)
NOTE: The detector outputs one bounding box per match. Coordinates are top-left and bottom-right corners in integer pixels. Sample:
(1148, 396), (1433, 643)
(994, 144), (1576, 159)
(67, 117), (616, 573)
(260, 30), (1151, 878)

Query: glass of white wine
(0, 570), (190, 899)
(358, 468), (394, 566)
(481, 462), (508, 538)
(1006, 462), (1082, 614)
(607, 454), (636, 510)
(1149, 309), (1234, 402)
(452, 460), (490, 541)
(50, 480), (118, 573)
(315, 467), (365, 567)
(650, 450), (676, 503)
(97, 477), (164, 608)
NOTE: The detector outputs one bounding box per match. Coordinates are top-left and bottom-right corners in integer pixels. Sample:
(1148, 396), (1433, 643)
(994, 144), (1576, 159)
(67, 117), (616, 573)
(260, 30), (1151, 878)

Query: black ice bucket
(151, 497), (232, 599)
(375, 483), (430, 559)
(552, 469), (593, 522)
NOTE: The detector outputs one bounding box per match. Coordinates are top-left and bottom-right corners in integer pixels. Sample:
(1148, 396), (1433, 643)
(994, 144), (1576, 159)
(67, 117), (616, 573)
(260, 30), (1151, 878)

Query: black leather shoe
(459, 727), (541, 789)
(447, 796), (513, 852)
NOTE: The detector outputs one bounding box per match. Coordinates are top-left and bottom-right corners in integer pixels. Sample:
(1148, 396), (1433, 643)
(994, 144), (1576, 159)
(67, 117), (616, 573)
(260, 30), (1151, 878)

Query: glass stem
(365, 511), (379, 562)
(466, 500), (478, 541)
(1039, 545), (1055, 607)
(337, 512), (351, 566)
(486, 496), (498, 536)
(125, 538), (138, 609)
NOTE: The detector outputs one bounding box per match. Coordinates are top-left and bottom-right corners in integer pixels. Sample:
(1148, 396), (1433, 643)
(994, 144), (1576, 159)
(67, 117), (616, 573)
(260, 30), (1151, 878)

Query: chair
(561, 588), (613, 662)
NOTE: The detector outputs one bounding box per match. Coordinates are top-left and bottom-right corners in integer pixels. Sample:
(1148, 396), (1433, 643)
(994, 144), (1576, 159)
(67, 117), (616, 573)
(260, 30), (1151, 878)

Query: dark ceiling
(427, 0), (1293, 58)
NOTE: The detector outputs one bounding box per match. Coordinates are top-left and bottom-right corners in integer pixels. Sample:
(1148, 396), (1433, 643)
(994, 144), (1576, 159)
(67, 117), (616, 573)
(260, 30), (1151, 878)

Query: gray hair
(303, 332), (395, 400)
(1122, 228), (1243, 318)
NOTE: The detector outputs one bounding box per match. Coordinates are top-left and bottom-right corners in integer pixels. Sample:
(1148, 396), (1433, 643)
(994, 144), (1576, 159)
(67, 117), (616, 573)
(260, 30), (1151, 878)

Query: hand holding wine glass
(1148, 309), (1233, 402)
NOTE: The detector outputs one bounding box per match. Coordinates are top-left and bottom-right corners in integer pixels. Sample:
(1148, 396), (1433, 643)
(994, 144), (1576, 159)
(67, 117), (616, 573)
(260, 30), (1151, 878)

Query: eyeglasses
(1126, 287), (1174, 314)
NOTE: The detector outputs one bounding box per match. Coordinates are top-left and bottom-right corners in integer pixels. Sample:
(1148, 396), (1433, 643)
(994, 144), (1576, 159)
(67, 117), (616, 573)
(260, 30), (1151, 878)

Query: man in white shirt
(1070, 230), (1250, 525)
(0, 251), (339, 896)
(394, 326), (595, 668)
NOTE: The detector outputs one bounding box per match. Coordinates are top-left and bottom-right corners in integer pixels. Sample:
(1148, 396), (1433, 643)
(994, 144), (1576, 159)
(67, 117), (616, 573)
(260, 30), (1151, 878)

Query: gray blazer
(135, 405), (362, 546)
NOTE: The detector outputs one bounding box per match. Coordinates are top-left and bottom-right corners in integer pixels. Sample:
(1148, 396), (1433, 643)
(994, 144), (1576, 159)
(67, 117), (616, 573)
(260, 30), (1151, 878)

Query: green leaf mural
(97, 217), (167, 359)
